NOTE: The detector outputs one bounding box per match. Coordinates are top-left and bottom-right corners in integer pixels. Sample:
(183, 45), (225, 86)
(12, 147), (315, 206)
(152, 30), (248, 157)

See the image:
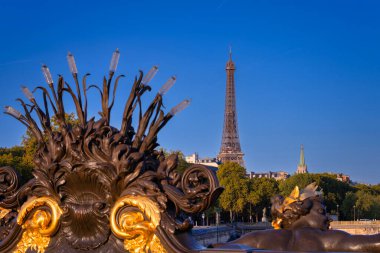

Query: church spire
(296, 144), (308, 174)
(299, 144), (305, 166)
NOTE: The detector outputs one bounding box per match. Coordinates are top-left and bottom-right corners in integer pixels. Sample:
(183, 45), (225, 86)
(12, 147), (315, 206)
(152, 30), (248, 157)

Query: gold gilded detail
(0, 207), (11, 219)
(13, 197), (62, 253)
(271, 218), (282, 230)
(110, 195), (166, 253)
(272, 183), (321, 229)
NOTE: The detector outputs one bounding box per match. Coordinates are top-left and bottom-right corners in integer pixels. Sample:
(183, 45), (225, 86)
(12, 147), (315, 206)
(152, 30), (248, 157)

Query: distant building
(185, 153), (198, 164)
(336, 173), (350, 183)
(296, 144), (308, 174)
(326, 172), (350, 183)
(185, 153), (220, 168)
(247, 171), (289, 181)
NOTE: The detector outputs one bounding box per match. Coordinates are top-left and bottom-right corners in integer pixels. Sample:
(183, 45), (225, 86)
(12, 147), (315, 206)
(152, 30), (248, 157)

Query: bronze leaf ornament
(0, 50), (223, 253)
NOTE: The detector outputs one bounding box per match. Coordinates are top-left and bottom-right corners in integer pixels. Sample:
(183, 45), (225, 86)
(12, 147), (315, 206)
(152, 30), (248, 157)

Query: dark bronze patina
(1, 52), (379, 253)
(0, 53), (223, 253)
(214, 184), (380, 252)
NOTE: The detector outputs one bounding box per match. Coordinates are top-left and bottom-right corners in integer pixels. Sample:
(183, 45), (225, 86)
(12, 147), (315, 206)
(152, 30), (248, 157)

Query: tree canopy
(279, 173), (353, 214)
(0, 146), (33, 183)
(216, 168), (379, 222)
(341, 188), (380, 220)
(217, 162), (249, 217)
(248, 177), (279, 221)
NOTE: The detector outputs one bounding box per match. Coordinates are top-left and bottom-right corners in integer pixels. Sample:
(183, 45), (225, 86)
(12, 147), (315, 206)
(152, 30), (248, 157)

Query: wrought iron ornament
(0, 50), (223, 253)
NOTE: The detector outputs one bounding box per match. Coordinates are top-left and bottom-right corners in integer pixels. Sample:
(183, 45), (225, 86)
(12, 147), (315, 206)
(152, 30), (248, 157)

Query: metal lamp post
(336, 204), (339, 221)
(215, 209), (220, 243)
(250, 203), (252, 223)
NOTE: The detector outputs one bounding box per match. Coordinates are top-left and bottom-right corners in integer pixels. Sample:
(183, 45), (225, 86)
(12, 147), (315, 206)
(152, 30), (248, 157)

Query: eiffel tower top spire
(218, 49), (244, 167)
(226, 46), (235, 70)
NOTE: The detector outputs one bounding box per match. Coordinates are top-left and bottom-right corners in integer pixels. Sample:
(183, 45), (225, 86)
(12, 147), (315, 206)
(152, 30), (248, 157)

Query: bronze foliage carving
(0, 52), (223, 253)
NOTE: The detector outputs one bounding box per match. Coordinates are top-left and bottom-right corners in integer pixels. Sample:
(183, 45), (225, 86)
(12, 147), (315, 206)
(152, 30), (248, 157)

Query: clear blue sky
(0, 1), (379, 184)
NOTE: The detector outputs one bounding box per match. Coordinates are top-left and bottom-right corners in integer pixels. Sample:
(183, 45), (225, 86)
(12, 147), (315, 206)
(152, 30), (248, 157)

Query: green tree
(0, 146), (33, 183)
(341, 191), (357, 220)
(317, 174), (353, 214)
(356, 190), (373, 213)
(217, 162), (249, 222)
(354, 183), (380, 195)
(247, 177), (279, 222)
(279, 173), (316, 196)
(370, 184), (380, 194)
(354, 190), (380, 220)
(279, 173), (353, 215)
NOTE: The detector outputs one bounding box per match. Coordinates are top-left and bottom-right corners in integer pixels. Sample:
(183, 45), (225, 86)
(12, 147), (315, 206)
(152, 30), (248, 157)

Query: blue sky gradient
(0, 1), (379, 183)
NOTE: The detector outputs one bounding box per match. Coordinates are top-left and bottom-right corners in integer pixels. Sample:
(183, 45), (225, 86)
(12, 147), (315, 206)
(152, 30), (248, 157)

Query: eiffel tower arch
(217, 50), (245, 167)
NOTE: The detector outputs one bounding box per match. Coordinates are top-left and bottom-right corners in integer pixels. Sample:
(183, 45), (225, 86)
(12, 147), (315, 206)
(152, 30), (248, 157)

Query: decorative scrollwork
(1, 52), (223, 252)
(110, 195), (166, 253)
(0, 208), (10, 220)
(0, 166), (31, 251)
(161, 163), (223, 214)
(0, 166), (18, 195)
(14, 197), (62, 253)
(0, 166), (31, 210)
(181, 165), (223, 212)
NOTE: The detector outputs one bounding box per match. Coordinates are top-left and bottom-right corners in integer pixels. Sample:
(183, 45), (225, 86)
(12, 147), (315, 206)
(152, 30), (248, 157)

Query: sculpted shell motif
(0, 51), (223, 253)
(59, 170), (112, 250)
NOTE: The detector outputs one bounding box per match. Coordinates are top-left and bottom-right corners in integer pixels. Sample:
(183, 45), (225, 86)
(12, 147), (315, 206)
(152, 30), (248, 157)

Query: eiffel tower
(218, 49), (245, 167)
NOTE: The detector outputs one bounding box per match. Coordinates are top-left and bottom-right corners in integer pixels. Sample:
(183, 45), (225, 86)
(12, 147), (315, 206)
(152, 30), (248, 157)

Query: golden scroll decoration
(110, 195), (166, 253)
(13, 197), (62, 253)
(0, 207), (11, 219)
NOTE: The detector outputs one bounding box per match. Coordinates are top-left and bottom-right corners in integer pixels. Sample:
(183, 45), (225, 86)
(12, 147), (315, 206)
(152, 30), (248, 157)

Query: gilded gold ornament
(0, 207), (11, 219)
(110, 195), (166, 253)
(13, 197), (62, 253)
(272, 183), (322, 229)
(271, 218), (282, 230)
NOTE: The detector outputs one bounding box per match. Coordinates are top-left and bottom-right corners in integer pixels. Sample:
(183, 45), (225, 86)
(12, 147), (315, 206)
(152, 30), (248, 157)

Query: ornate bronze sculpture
(2, 51), (379, 253)
(215, 183), (380, 252)
(0, 51), (223, 253)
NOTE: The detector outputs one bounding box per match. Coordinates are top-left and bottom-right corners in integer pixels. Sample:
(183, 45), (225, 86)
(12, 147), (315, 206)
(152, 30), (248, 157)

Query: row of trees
(217, 162), (279, 222)
(216, 162), (380, 222)
(1, 128), (378, 223)
(0, 146), (33, 184)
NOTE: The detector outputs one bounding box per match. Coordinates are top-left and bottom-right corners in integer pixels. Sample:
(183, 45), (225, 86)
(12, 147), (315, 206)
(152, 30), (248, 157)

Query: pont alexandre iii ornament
(0, 50), (223, 253)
